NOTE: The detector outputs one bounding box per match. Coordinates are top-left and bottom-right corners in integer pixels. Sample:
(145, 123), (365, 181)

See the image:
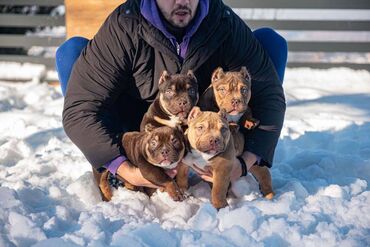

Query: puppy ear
(159, 70), (171, 85)
(240, 66), (251, 82)
(218, 108), (227, 120)
(211, 67), (225, 84)
(187, 70), (197, 82)
(144, 123), (155, 133)
(188, 106), (202, 122)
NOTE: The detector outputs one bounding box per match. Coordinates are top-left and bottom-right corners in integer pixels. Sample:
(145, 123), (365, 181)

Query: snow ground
(0, 67), (369, 247)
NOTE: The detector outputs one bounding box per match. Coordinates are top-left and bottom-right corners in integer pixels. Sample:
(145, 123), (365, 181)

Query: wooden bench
(0, 0), (65, 69)
(1, 0), (369, 71)
(0, 0), (123, 72)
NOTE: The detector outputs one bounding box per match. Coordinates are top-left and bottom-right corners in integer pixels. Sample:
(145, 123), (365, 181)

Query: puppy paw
(176, 163), (189, 194)
(164, 181), (185, 201)
(244, 120), (259, 130)
(124, 181), (139, 191)
(94, 169), (113, 202)
(211, 199), (228, 210)
(177, 181), (188, 193)
(264, 192), (274, 200)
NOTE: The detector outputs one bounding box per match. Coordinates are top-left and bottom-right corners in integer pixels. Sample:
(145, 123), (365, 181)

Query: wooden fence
(224, 0), (370, 70)
(0, 0), (65, 69)
(0, 0), (369, 72)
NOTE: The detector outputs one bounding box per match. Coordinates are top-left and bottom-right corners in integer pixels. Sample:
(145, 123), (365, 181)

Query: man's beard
(170, 5), (192, 27)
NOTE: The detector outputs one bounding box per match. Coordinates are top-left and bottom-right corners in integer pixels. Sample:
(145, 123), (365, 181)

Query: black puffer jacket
(63, 0), (286, 169)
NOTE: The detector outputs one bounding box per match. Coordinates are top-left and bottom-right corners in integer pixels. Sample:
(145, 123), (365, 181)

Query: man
(62, 0), (286, 197)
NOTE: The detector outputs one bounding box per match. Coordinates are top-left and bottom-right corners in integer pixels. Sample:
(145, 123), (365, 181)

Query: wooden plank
(0, 78), (57, 83)
(288, 62), (370, 70)
(0, 35), (65, 47)
(65, 0), (125, 39)
(0, 14), (65, 27)
(245, 20), (370, 31)
(0, 0), (64, 6)
(0, 55), (55, 68)
(288, 41), (370, 52)
(224, 0), (370, 9)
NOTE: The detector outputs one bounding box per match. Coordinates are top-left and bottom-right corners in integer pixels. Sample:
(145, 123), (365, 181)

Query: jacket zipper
(176, 42), (180, 56)
(176, 42), (183, 71)
(184, 8), (230, 66)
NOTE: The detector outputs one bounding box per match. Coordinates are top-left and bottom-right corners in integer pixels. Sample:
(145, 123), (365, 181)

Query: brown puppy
(122, 126), (187, 201)
(182, 107), (236, 209)
(138, 70), (198, 193)
(93, 168), (113, 201)
(95, 126), (186, 201)
(140, 70), (199, 131)
(94, 71), (198, 202)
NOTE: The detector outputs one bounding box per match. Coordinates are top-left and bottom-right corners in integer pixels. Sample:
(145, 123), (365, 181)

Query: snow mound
(0, 67), (370, 246)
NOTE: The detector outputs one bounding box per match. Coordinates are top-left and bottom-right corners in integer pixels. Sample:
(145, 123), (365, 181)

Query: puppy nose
(209, 137), (220, 146)
(161, 149), (169, 158)
(178, 99), (188, 107)
(231, 98), (241, 107)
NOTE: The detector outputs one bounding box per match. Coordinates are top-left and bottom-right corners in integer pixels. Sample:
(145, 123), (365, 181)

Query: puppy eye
(196, 125), (204, 132)
(241, 87), (248, 95)
(221, 126), (228, 134)
(171, 137), (178, 144)
(172, 139), (181, 148)
(165, 89), (174, 96)
(217, 87), (226, 95)
(188, 87), (196, 96)
(150, 139), (158, 148)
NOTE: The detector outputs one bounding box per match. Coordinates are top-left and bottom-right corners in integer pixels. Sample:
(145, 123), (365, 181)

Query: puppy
(182, 107), (236, 209)
(94, 71), (197, 202)
(140, 70), (199, 131)
(199, 67), (276, 199)
(199, 67), (276, 132)
(94, 125), (186, 201)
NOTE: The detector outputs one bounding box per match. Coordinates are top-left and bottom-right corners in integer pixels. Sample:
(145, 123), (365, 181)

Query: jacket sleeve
(62, 8), (134, 169)
(222, 9), (286, 167)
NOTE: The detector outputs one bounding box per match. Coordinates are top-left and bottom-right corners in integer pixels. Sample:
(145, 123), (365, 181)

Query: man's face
(156, 0), (199, 28)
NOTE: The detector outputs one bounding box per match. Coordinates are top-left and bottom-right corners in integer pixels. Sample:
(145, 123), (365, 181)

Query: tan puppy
(199, 67), (276, 132)
(95, 126), (187, 201)
(199, 67), (275, 199)
(182, 107), (236, 209)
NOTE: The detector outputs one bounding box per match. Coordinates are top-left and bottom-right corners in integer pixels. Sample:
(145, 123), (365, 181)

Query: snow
(0, 67), (370, 246)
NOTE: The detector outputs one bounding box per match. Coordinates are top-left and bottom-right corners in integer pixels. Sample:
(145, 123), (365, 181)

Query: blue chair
(55, 36), (89, 96)
(253, 28), (288, 82)
(56, 28), (287, 96)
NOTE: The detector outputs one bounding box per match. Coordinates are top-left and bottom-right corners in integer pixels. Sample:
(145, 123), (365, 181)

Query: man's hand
(116, 160), (177, 188)
(194, 151), (258, 183)
(240, 151), (258, 171)
(196, 159), (241, 183)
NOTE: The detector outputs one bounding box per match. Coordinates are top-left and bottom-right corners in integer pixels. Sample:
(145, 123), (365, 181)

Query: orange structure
(65, 0), (125, 39)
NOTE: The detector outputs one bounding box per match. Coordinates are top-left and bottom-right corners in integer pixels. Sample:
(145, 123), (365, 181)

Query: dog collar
(226, 113), (243, 123)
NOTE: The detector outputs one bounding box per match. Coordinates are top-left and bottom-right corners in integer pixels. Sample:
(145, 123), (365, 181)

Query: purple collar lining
(140, 0), (209, 59)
